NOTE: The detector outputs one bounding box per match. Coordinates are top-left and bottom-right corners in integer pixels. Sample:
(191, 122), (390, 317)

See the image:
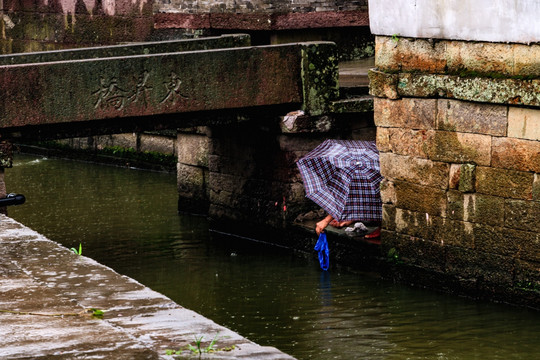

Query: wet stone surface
(0, 215), (294, 359)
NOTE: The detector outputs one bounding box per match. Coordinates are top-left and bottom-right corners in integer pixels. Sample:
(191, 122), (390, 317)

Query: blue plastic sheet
(314, 232), (329, 271)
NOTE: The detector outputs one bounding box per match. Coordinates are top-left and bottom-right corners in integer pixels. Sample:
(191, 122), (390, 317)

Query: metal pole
(0, 168), (6, 215)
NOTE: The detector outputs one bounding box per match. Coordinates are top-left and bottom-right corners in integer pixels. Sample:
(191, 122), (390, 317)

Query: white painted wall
(369, 0), (540, 44)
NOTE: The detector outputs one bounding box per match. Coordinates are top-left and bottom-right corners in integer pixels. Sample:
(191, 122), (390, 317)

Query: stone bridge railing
(0, 34), (251, 65)
(0, 35), (337, 142)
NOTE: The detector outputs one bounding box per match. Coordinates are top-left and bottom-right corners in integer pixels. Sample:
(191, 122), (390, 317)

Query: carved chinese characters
(93, 70), (187, 110)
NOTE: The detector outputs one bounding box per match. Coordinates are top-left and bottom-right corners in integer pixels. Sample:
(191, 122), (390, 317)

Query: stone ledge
(375, 36), (540, 78)
(370, 69), (540, 108)
(0, 34), (251, 66)
(279, 112), (334, 133)
(0, 215), (294, 359)
(331, 95), (373, 113)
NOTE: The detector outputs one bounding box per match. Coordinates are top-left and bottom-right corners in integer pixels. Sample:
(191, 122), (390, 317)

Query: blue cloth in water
(314, 232), (329, 271)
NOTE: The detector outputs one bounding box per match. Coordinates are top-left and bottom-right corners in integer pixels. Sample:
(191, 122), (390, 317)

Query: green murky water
(7, 154), (540, 360)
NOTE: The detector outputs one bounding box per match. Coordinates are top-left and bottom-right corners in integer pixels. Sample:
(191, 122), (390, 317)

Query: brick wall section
(373, 36), (540, 307)
(156, 0), (368, 14)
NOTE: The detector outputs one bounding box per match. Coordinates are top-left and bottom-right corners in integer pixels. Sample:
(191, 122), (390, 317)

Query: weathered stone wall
(0, 0), (153, 53)
(154, 0), (369, 33)
(370, 35), (540, 307)
(59, 132), (176, 155)
(204, 122), (337, 240)
(154, 0), (369, 31)
(177, 128), (210, 214)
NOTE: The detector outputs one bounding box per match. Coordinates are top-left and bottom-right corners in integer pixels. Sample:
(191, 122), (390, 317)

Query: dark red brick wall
(156, 0), (368, 13)
(154, 0), (369, 30)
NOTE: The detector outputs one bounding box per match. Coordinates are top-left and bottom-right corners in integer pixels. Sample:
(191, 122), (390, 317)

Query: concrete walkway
(0, 215), (294, 359)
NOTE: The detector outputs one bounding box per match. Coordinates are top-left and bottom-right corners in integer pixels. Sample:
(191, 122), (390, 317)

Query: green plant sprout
(391, 33), (400, 43)
(387, 247), (402, 264)
(189, 334), (218, 354)
(71, 243), (82, 255)
(88, 308), (104, 319)
(516, 281), (540, 292)
(166, 334), (236, 357)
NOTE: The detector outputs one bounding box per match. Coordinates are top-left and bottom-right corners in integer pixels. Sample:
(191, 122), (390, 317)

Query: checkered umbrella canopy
(296, 139), (383, 222)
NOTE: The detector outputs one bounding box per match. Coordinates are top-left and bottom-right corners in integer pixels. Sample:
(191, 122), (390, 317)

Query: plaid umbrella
(296, 139), (383, 222)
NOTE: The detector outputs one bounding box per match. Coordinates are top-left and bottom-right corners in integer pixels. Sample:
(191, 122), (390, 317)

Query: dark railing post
(0, 141), (25, 214)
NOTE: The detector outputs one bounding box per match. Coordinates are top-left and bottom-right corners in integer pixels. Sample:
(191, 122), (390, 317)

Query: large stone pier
(368, 0), (540, 307)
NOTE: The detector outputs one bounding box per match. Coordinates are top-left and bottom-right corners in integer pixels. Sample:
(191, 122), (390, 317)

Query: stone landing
(0, 215), (294, 359)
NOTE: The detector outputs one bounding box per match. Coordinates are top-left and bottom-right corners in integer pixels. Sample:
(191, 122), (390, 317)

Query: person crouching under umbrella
(296, 139), (383, 241)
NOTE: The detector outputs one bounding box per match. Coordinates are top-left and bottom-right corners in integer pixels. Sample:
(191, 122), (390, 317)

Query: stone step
(0, 215), (295, 359)
(340, 85), (370, 97)
(338, 57), (374, 88)
(331, 94), (374, 113)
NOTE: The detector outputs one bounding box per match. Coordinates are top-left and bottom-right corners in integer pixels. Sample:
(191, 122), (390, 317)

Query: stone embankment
(0, 215), (294, 359)
(369, 31), (540, 307)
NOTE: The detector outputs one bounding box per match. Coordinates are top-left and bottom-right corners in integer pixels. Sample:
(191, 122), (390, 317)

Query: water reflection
(7, 154), (540, 360)
(319, 271), (333, 307)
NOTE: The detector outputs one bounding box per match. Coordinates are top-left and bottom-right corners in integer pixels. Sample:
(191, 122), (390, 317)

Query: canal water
(7, 153), (540, 360)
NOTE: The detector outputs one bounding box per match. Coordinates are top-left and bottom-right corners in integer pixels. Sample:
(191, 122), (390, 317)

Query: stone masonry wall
(371, 36), (540, 307)
(205, 123), (320, 239)
(177, 128), (210, 214)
